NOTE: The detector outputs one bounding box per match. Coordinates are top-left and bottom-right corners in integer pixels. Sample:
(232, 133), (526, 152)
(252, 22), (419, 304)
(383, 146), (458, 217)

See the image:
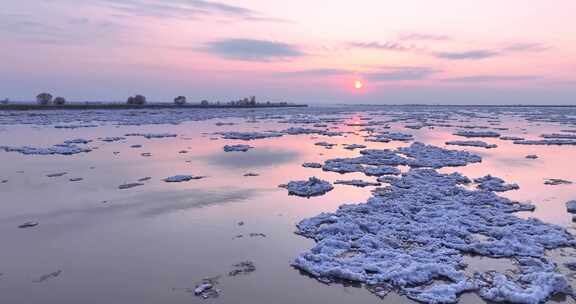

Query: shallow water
(0, 105), (575, 303)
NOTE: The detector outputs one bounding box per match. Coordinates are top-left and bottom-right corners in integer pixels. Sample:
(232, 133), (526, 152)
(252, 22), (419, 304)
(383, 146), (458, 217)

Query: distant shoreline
(347, 104), (576, 108)
(0, 103), (308, 111)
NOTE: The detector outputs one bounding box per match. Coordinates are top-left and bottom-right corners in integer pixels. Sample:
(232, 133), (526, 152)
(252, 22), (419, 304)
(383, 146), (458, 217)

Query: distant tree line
(36, 93), (66, 105)
(0, 93), (288, 107)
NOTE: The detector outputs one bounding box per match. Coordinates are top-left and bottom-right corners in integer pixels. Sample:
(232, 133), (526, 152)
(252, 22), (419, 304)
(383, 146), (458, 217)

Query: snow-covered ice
(163, 175), (206, 182)
(474, 175), (519, 192)
(302, 162), (323, 168)
(217, 131), (283, 140)
(514, 139), (576, 146)
(125, 133), (177, 139)
(343, 144), (367, 150)
(398, 142), (482, 168)
(281, 177), (334, 197)
(1, 144), (91, 155)
(363, 165), (401, 176)
(544, 179), (572, 185)
(334, 179), (381, 187)
(454, 130), (501, 138)
(566, 200), (576, 213)
(446, 140), (497, 149)
(293, 168), (573, 304)
(223, 144), (253, 152)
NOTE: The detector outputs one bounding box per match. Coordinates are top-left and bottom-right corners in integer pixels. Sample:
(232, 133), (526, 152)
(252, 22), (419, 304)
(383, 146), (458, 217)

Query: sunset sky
(2, 0), (575, 104)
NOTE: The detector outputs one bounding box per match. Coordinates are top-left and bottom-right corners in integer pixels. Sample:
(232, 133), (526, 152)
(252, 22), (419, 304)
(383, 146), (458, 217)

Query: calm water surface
(0, 109), (575, 303)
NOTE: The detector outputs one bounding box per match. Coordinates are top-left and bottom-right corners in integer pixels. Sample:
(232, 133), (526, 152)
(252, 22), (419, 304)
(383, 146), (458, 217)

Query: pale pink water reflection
(0, 110), (575, 303)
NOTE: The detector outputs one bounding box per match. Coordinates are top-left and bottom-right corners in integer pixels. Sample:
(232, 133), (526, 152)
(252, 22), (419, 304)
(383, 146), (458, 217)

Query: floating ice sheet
(293, 168), (573, 303)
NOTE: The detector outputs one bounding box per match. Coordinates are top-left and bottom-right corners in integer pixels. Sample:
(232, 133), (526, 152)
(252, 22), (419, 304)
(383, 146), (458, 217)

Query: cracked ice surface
(293, 168), (574, 304)
(320, 143), (481, 175)
(398, 142), (482, 168)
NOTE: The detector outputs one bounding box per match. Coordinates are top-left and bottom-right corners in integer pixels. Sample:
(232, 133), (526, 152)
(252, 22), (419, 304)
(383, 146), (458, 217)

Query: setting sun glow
(354, 80), (363, 90)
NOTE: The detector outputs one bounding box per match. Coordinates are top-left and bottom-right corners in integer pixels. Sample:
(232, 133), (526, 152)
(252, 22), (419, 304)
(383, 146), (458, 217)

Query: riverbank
(0, 103), (308, 111)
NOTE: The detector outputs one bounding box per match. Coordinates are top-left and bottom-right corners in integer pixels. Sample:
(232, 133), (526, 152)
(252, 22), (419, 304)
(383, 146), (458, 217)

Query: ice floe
(292, 168), (573, 303)
(1, 144), (91, 155)
(500, 136), (525, 141)
(566, 200), (576, 213)
(397, 142), (482, 168)
(18, 221), (39, 229)
(193, 278), (220, 299)
(302, 162), (323, 168)
(514, 139), (576, 146)
(163, 175), (206, 182)
(118, 182), (144, 190)
(54, 124), (97, 129)
(320, 143), (481, 176)
(540, 133), (576, 139)
(282, 127), (343, 137)
(63, 138), (92, 144)
(101, 136), (125, 142)
(544, 179), (572, 186)
(280, 177), (334, 197)
(366, 132), (414, 143)
(446, 140), (497, 149)
(315, 141), (336, 148)
(474, 175), (519, 192)
(343, 144), (367, 150)
(223, 144), (253, 152)
(454, 130), (501, 138)
(125, 133), (177, 139)
(228, 261), (256, 276)
(217, 131), (283, 140)
(46, 172), (68, 177)
(334, 180), (381, 187)
(33, 270), (62, 283)
(363, 165), (401, 176)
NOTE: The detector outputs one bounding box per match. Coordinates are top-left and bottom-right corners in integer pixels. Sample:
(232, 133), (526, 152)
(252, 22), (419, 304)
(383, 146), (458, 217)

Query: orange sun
(354, 80), (363, 89)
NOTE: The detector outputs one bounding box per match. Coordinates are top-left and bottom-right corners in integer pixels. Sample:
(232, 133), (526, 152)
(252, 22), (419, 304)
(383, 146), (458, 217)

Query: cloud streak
(398, 33), (451, 41)
(348, 41), (415, 52)
(434, 42), (549, 60)
(364, 67), (440, 81)
(100, 0), (286, 22)
(202, 39), (304, 61)
(435, 50), (499, 60)
(502, 43), (549, 52)
(0, 13), (125, 45)
(442, 75), (543, 82)
(349, 37), (549, 61)
(276, 68), (349, 77)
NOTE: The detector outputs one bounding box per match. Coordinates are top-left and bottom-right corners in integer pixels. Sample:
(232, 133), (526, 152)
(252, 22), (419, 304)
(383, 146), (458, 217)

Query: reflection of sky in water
(1, 188), (260, 223)
(202, 147), (300, 169)
(0, 109), (575, 304)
